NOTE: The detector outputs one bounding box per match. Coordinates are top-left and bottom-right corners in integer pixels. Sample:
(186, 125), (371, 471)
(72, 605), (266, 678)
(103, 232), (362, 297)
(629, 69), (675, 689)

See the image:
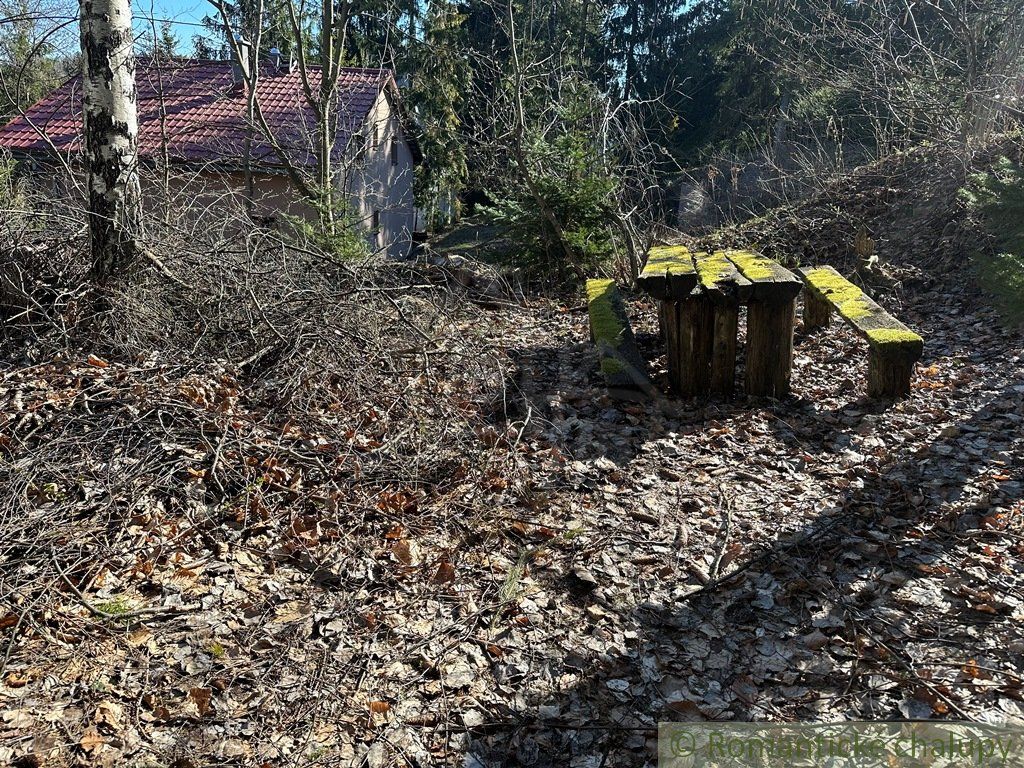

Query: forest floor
(2, 143), (1024, 768)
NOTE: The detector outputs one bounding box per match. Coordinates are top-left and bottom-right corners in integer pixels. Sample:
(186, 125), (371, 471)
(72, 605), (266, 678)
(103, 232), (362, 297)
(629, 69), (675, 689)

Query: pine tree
(407, 0), (470, 228)
(140, 20), (179, 58)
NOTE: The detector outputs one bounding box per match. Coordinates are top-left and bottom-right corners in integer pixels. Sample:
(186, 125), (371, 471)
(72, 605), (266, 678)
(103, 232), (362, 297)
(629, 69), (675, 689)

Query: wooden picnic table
(636, 246), (802, 398)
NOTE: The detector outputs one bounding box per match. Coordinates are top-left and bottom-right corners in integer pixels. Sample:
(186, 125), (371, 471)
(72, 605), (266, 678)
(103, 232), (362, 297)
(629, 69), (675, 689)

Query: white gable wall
(341, 88), (415, 259)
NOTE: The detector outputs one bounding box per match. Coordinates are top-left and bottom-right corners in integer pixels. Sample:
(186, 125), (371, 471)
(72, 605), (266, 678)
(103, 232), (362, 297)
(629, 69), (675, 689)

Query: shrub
(480, 77), (639, 281)
(960, 156), (1024, 323)
(282, 201), (371, 262)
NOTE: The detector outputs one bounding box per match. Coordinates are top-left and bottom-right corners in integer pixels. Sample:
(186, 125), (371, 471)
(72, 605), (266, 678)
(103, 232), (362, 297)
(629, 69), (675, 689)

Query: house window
(372, 124), (379, 147)
(390, 136), (398, 166)
(371, 209), (380, 232)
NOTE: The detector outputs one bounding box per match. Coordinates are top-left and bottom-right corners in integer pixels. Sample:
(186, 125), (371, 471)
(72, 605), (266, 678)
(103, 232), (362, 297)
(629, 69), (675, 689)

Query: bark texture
(80, 0), (142, 281)
(746, 298), (797, 397)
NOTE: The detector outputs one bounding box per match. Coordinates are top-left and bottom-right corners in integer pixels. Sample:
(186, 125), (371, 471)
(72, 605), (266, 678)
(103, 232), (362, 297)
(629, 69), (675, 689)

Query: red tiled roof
(0, 59), (390, 169)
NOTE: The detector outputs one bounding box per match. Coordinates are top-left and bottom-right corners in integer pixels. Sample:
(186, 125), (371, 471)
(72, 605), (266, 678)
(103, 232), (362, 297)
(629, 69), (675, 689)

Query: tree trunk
(80, 0), (142, 281)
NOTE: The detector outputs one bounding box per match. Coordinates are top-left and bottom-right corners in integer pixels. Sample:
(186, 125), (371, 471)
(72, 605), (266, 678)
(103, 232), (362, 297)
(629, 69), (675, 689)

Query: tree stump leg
(803, 288), (832, 331)
(746, 298), (796, 397)
(676, 295), (714, 397)
(868, 348), (915, 398)
(658, 300), (669, 341)
(710, 302), (739, 395)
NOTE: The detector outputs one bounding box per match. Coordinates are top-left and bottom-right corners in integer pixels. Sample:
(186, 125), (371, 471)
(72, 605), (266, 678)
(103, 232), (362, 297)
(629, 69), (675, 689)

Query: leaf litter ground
(2, 151), (1024, 768)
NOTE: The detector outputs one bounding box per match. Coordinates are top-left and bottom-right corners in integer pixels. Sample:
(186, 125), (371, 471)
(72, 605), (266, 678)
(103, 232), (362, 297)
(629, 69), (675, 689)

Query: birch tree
(79, 0), (142, 280)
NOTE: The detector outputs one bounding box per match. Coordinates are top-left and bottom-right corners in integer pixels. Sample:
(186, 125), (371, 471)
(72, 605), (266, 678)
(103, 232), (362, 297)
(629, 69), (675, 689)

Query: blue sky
(134, 0), (215, 52)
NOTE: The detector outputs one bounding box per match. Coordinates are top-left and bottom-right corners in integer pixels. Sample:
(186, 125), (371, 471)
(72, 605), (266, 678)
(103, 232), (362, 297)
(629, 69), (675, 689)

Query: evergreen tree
(406, 0), (470, 228)
(201, 0), (298, 58)
(0, 0), (62, 118)
(140, 20), (180, 58)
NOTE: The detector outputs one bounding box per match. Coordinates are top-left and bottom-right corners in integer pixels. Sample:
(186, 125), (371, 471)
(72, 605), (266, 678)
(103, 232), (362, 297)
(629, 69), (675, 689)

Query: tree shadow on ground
(462, 296), (1023, 767)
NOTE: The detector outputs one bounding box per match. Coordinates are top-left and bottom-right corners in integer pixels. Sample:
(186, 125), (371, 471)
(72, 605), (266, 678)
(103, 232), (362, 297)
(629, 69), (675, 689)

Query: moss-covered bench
(798, 266), (924, 398)
(585, 279), (653, 400)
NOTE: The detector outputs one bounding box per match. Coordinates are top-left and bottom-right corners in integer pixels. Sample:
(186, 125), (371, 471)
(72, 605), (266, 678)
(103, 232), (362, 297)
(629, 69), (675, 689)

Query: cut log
(725, 250), (802, 397)
(803, 290), (832, 331)
(676, 292), (714, 397)
(663, 300), (682, 392)
(710, 303), (739, 395)
(746, 298), (796, 397)
(585, 279), (653, 400)
(798, 265), (924, 398)
(694, 251), (752, 301)
(725, 250), (802, 303)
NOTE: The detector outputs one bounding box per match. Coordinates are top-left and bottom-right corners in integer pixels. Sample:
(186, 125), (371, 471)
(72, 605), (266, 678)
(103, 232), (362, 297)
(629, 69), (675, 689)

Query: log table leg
(802, 287), (832, 331)
(675, 295), (714, 397)
(746, 298), (796, 397)
(710, 302), (739, 395)
(868, 345), (918, 398)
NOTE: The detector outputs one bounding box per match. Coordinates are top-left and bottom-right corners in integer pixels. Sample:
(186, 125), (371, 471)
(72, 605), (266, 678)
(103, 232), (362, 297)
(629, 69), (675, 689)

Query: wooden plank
(637, 245), (698, 301)
(692, 252), (747, 396)
(725, 249), (802, 302)
(664, 301), (683, 392)
(585, 279), (653, 400)
(798, 266), (924, 357)
(798, 265), (924, 398)
(710, 303), (739, 395)
(693, 250), (752, 302)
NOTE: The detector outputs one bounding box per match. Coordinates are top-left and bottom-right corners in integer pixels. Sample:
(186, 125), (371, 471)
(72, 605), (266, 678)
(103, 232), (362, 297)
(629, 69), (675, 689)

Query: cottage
(0, 52), (420, 258)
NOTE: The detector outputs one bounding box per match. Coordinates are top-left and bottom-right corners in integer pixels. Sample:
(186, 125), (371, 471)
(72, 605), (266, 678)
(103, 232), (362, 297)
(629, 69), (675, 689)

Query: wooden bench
(585, 279), (653, 400)
(799, 265), (924, 398)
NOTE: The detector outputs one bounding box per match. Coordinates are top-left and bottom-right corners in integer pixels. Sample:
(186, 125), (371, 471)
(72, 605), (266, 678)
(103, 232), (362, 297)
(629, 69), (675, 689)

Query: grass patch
(95, 596), (133, 616)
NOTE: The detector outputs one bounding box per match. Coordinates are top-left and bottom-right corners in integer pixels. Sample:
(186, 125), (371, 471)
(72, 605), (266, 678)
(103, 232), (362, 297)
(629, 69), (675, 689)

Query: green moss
(694, 251), (734, 287)
(725, 249), (774, 281)
(866, 327), (923, 346)
(587, 279), (628, 374)
(587, 278), (624, 350)
(600, 357), (625, 374)
(803, 267), (872, 320)
(642, 245), (694, 277)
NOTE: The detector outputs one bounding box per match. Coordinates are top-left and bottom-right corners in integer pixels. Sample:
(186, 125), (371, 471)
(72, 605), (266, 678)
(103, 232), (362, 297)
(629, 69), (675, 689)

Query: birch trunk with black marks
(79, 0), (142, 281)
